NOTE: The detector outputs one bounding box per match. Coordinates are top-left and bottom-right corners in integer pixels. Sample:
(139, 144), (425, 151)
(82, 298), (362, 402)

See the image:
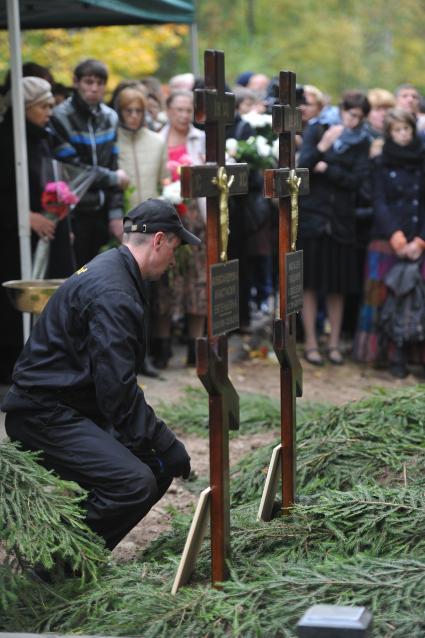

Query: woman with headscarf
(0, 77), (73, 382)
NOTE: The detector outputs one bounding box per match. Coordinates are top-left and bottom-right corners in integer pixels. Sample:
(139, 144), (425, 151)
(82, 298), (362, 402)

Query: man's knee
(113, 464), (160, 511)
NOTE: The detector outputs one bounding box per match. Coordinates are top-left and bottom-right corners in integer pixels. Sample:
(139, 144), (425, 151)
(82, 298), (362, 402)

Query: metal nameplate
(285, 250), (303, 316)
(211, 259), (239, 336)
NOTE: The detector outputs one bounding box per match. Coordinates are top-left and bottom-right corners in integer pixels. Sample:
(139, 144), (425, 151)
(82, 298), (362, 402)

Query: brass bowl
(2, 279), (65, 314)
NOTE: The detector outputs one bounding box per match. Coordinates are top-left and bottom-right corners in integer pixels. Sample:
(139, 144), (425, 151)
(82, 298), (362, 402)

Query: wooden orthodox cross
(258, 71), (309, 520)
(172, 49), (248, 592)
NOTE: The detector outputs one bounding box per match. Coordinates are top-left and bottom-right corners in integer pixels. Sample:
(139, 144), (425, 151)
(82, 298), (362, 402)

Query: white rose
(256, 135), (272, 158)
(272, 138), (279, 160)
(162, 180), (182, 204)
(225, 137), (238, 156)
(242, 112), (273, 130)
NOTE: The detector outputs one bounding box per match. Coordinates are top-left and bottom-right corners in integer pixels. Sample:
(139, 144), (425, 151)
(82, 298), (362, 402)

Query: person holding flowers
(0, 76), (74, 382)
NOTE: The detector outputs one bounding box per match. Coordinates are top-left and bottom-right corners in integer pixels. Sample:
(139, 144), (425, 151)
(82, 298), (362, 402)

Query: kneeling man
(3, 199), (200, 550)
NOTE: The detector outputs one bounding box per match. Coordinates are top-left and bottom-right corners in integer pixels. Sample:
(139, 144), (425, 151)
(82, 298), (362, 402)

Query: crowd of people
(1, 60), (424, 383)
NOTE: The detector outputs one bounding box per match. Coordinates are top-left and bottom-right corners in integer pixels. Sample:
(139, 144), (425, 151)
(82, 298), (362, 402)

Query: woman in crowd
(365, 88), (396, 157)
(0, 77), (73, 382)
(297, 90), (371, 366)
(114, 83), (169, 377)
(155, 90), (206, 367)
(300, 84), (325, 127)
(115, 84), (168, 207)
(354, 108), (425, 377)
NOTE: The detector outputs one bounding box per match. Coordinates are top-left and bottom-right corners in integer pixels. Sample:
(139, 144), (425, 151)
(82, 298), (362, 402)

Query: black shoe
(152, 338), (172, 370)
(139, 357), (159, 378)
(389, 363), (408, 379)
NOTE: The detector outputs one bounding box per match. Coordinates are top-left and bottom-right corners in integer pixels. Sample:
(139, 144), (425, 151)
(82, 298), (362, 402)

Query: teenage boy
(51, 59), (129, 267)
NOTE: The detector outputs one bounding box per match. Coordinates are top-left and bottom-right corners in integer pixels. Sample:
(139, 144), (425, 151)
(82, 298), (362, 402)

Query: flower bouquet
(226, 135), (277, 171)
(241, 111), (274, 143)
(160, 154), (193, 217)
(161, 179), (187, 216)
(32, 161), (96, 279)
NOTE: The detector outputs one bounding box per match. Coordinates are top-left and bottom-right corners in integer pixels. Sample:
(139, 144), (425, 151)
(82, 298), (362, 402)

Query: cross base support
(172, 487), (212, 594)
(257, 444), (282, 522)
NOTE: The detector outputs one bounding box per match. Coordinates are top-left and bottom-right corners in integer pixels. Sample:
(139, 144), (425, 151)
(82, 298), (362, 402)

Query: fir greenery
(1, 385), (425, 637)
(231, 385), (425, 505)
(0, 441), (108, 588)
(157, 386), (327, 437)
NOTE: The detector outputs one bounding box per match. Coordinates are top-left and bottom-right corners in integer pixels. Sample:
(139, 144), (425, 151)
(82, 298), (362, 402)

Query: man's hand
(30, 212), (56, 240)
(116, 168), (130, 190)
(109, 218), (123, 241)
(158, 439), (191, 479)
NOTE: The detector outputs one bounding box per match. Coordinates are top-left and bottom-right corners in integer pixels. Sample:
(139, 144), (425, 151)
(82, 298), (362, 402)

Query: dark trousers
(72, 213), (109, 269)
(5, 404), (173, 550)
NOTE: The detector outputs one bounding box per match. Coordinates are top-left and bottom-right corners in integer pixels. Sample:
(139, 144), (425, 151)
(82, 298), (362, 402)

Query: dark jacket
(50, 92), (123, 220)
(2, 245), (175, 452)
(370, 152), (425, 242)
(0, 113), (73, 362)
(298, 121), (370, 243)
(0, 111), (50, 233)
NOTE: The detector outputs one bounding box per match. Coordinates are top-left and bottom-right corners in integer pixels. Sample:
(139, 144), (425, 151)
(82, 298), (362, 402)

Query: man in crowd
(51, 58), (129, 268)
(2, 199), (199, 553)
(395, 83), (420, 115)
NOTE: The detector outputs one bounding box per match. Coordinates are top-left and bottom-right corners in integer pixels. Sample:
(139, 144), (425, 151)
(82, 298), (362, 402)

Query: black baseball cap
(123, 198), (201, 246)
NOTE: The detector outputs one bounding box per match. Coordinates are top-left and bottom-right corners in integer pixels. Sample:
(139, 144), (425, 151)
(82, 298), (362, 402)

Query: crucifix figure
(173, 49), (248, 591)
(258, 71), (309, 520)
(212, 166), (234, 261)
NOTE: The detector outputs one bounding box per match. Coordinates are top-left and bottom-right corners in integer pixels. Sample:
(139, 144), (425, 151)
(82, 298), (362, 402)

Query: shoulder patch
(76, 265), (88, 275)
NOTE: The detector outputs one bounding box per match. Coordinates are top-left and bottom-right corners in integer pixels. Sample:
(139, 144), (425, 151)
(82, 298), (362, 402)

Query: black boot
(139, 355), (159, 378)
(389, 347), (408, 379)
(186, 339), (197, 367)
(151, 338), (172, 370)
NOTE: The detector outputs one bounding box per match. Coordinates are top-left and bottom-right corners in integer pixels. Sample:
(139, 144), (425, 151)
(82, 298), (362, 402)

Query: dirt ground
(112, 335), (421, 562)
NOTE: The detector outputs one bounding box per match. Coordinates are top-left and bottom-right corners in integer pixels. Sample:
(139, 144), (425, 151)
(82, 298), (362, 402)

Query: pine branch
(0, 441), (108, 586)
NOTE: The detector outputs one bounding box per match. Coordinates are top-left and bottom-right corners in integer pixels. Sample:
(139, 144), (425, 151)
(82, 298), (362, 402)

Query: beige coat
(118, 126), (168, 208)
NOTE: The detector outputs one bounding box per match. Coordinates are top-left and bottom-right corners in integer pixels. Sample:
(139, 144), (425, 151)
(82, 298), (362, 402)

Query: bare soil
(112, 337), (421, 562)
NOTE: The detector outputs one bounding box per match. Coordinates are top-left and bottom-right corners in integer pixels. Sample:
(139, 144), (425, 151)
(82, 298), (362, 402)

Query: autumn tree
(0, 24), (188, 89)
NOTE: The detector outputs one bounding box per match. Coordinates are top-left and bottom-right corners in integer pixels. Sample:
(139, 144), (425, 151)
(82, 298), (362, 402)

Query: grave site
(1, 50), (425, 638)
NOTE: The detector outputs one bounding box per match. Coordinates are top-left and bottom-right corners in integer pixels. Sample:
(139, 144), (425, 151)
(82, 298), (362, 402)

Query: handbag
(379, 258), (425, 346)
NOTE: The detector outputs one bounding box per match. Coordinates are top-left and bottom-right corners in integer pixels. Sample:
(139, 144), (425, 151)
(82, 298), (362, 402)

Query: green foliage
(0, 25), (188, 86)
(231, 385), (425, 505)
(197, 0), (425, 97)
(2, 385), (425, 636)
(0, 441), (108, 591)
(1, 1), (425, 96)
(157, 386), (326, 437)
(231, 136), (276, 170)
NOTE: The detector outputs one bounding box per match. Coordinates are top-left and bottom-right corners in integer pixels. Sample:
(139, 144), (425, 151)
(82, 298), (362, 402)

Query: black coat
(0, 113), (73, 369)
(370, 153), (425, 242)
(3, 245), (175, 453)
(298, 121), (370, 243)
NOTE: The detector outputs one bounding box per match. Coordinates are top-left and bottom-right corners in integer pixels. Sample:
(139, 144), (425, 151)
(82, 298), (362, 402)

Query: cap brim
(179, 226), (202, 246)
